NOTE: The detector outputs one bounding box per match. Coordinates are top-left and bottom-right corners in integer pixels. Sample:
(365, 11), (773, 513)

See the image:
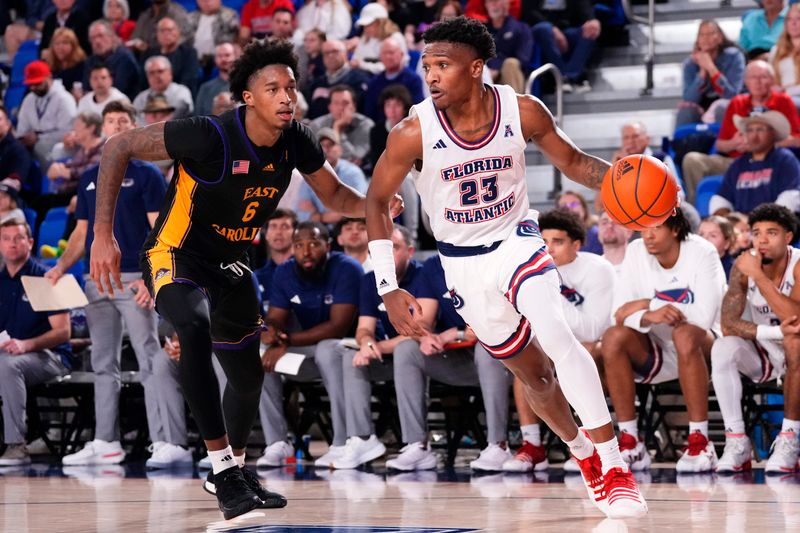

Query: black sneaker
(204, 468), (288, 509)
(211, 465), (262, 520)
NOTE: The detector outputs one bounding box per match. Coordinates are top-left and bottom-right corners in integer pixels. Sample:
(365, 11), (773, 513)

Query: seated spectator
(134, 56), (194, 119)
(599, 210), (634, 273)
(142, 17), (200, 95)
(306, 39), (371, 119)
(682, 60), (800, 204)
(711, 203), (800, 474)
(295, 0), (352, 44)
(296, 29), (326, 94)
(44, 112), (104, 198)
(613, 121), (679, 178)
(128, 0), (192, 55)
(364, 39), (424, 124)
(254, 209), (297, 315)
(484, 0), (533, 94)
(195, 43), (237, 116)
(699, 215), (735, 279)
(677, 20), (745, 127)
(258, 222), (363, 467)
(335, 217), (371, 272)
(350, 3), (408, 76)
(465, 0), (521, 22)
(85, 20), (143, 100)
(240, 0), (295, 42)
(103, 0), (136, 42)
(40, 0), (91, 54)
(770, 4), (800, 103)
(409, 0), (449, 41)
(556, 190), (602, 255)
(141, 95), (177, 177)
(77, 64), (131, 116)
(297, 127), (368, 223)
(188, 0), (239, 70)
(740, 0), (786, 60)
(726, 211), (753, 256)
(16, 61), (77, 167)
(3, 1), (49, 63)
(601, 209), (726, 472)
(211, 92), (236, 115)
(309, 87), (374, 165)
(44, 27), (89, 99)
(368, 85), (413, 171)
(0, 183), (25, 225)
(0, 107), (32, 192)
(0, 220), (72, 467)
(268, 8), (295, 41)
(526, 0), (601, 92)
(710, 111), (800, 216)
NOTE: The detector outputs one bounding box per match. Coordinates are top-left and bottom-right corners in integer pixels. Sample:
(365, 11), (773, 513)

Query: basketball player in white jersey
(365, 17), (650, 518)
(503, 209), (617, 473)
(712, 203), (800, 473)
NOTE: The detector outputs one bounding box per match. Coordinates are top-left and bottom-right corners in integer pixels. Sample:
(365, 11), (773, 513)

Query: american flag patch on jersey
(232, 160), (250, 174)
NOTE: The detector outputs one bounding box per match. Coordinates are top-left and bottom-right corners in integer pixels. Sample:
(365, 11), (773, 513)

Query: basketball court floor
(1, 459), (798, 533)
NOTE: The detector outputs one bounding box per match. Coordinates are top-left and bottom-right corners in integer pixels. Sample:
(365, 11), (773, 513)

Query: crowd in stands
(0, 0), (799, 477)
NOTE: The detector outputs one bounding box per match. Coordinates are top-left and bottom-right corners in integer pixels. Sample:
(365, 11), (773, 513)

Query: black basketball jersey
(144, 106), (325, 262)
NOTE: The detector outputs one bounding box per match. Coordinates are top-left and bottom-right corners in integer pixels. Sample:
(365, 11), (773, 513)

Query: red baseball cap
(23, 60), (52, 86)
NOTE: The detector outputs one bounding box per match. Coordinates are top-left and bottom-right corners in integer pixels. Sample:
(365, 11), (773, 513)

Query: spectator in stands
(335, 217), (372, 272)
(0, 183), (26, 225)
(613, 121), (679, 178)
(85, 20), (143, 100)
(368, 85), (413, 171)
(141, 95), (177, 177)
(409, 0), (449, 40)
(188, 0), (239, 73)
(134, 56), (194, 119)
(483, 0), (533, 94)
(740, 0), (786, 60)
(310, 87), (374, 165)
(3, 1), (49, 63)
(556, 190), (602, 255)
(709, 111), (800, 216)
(269, 8), (295, 41)
(195, 43), (238, 117)
(382, 0), (415, 41)
(16, 60), (77, 167)
(727, 211), (753, 255)
(211, 92), (236, 115)
(77, 64), (130, 116)
(103, 0), (136, 42)
(240, 0), (296, 42)
(465, 0), (521, 22)
(526, 0), (601, 92)
(306, 39), (371, 119)
(142, 17), (200, 95)
(255, 209), (297, 315)
(599, 211), (633, 274)
(44, 28), (89, 99)
(0, 107), (32, 192)
(682, 60), (800, 204)
(295, 0), (352, 43)
(44, 111), (103, 198)
(52, 101), (191, 468)
(296, 29), (326, 94)
(699, 215), (735, 279)
(711, 203), (800, 474)
(258, 222), (362, 467)
(0, 220), (72, 467)
(770, 4), (800, 103)
(364, 38), (424, 124)
(677, 20), (745, 127)
(40, 0), (91, 55)
(128, 0), (192, 54)
(297, 127), (368, 224)
(601, 209), (726, 472)
(350, 3), (408, 76)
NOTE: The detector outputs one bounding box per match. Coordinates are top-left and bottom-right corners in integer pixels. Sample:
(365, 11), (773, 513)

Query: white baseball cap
(357, 3), (389, 26)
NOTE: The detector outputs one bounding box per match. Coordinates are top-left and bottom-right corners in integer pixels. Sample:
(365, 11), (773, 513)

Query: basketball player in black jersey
(89, 40), (401, 520)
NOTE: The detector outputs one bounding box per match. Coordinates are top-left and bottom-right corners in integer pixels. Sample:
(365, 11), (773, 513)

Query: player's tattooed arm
(518, 95), (610, 191)
(720, 266), (757, 339)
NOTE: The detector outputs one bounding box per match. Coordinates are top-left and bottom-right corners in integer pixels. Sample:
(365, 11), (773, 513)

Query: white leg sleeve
(711, 336), (764, 432)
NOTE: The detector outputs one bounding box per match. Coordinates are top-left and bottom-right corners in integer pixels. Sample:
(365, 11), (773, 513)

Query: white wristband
(368, 239), (399, 296)
(756, 324), (783, 341)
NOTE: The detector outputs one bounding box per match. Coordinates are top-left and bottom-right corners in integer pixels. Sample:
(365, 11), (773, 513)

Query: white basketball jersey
(747, 247), (800, 326)
(412, 84), (529, 246)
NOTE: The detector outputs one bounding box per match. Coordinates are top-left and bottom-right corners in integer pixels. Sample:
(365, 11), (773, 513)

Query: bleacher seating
(37, 207), (68, 249)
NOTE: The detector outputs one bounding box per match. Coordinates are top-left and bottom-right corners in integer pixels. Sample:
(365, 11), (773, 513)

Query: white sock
(564, 430), (594, 460)
(689, 421), (709, 438)
(618, 420), (638, 439)
(781, 419), (800, 435)
(234, 453), (246, 468)
(595, 436), (627, 475)
(521, 424), (541, 446)
(725, 420), (746, 435)
(209, 446), (237, 475)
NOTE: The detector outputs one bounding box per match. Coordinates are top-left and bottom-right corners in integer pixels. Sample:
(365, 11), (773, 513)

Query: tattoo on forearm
(579, 155), (610, 191)
(721, 267), (757, 339)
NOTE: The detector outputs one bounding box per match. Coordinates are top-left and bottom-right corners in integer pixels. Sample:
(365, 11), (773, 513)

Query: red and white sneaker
(716, 433), (752, 473)
(603, 467), (648, 518)
(502, 441), (549, 472)
(573, 449), (608, 514)
(618, 432), (651, 471)
(676, 432), (718, 473)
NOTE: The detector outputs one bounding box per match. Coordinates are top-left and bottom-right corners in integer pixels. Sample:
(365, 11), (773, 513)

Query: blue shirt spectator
(0, 108), (32, 188)
(360, 260), (423, 340)
(713, 147), (800, 214)
(364, 69), (424, 125)
(740, 3), (787, 58)
(84, 20), (143, 100)
(414, 255), (465, 332)
(485, 5), (534, 78)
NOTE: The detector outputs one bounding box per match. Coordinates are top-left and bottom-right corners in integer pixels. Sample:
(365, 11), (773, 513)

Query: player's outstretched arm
(92, 122), (170, 296)
(518, 95), (610, 191)
(720, 266), (757, 339)
(302, 161), (367, 218)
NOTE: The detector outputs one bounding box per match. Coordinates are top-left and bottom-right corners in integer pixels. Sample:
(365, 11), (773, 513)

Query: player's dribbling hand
(383, 289), (426, 337)
(90, 234), (123, 296)
(389, 194), (405, 219)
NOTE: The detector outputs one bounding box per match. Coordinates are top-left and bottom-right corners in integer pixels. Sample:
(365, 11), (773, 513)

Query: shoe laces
(618, 432), (638, 452)
(604, 467), (637, 492)
(685, 432), (708, 456)
(771, 433), (800, 455)
(216, 467), (251, 496)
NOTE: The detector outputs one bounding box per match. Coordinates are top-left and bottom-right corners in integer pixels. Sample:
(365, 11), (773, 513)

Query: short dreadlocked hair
(229, 39), (298, 103)
(422, 16), (496, 61)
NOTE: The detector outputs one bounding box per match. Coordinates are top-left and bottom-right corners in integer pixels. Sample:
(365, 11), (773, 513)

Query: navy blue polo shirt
(414, 255), (465, 332)
(0, 258), (73, 369)
(719, 148), (800, 213)
(255, 258), (279, 314)
(360, 259), (423, 340)
(270, 251), (363, 330)
(75, 160), (166, 273)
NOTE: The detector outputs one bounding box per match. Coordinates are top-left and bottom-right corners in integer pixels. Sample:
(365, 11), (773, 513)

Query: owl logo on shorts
(449, 288), (465, 309)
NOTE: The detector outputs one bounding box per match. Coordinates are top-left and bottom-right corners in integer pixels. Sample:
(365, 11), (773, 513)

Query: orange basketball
(601, 154), (681, 230)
